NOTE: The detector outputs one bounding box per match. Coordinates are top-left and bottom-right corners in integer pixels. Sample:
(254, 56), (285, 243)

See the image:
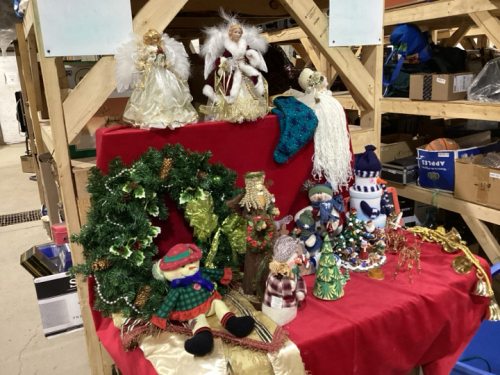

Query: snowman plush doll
(262, 236), (307, 326)
(349, 145), (391, 228)
(150, 243), (255, 356)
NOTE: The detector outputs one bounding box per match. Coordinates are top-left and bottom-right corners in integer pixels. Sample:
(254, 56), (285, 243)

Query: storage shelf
(386, 182), (500, 225)
(333, 93), (500, 122)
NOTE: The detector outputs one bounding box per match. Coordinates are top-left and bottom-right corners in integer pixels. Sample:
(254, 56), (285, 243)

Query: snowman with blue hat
(293, 181), (345, 271)
(349, 145), (391, 228)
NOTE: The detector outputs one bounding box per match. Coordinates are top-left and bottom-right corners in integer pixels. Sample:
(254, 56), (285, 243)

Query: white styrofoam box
(33, 273), (83, 338)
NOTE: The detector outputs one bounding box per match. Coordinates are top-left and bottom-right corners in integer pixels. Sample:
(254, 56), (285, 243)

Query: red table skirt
(93, 117), (489, 374)
(95, 115), (352, 255)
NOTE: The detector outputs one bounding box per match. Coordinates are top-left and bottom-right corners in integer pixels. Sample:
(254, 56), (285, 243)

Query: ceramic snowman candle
(349, 145), (390, 228)
(262, 236), (307, 326)
(150, 243), (255, 356)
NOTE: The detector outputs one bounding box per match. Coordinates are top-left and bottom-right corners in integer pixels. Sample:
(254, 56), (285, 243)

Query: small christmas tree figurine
(313, 240), (347, 300)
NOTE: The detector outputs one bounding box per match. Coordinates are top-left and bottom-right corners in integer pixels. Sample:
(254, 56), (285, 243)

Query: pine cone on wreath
(159, 158), (174, 180)
(91, 257), (114, 271)
(133, 285), (151, 309)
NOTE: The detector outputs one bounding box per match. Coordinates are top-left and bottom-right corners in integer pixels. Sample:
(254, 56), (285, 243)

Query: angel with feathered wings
(200, 12), (270, 123)
(114, 29), (198, 130)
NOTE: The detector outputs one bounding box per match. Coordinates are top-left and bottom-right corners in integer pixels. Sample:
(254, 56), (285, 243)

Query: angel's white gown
(123, 46), (198, 129)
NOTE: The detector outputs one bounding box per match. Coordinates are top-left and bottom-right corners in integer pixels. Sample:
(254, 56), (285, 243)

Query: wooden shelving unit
(268, 0), (500, 266)
(383, 0), (500, 266)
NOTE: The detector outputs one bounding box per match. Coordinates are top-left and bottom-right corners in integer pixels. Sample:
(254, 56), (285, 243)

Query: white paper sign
(329, 0), (384, 47)
(436, 78), (446, 84)
(37, 0), (133, 57)
(490, 172), (500, 180)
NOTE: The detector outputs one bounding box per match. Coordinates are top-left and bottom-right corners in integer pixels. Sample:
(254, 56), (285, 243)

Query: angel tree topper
(200, 11), (269, 123)
(115, 29), (198, 130)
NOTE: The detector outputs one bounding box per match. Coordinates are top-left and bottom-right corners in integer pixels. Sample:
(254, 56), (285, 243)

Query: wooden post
(300, 38), (322, 70)
(13, 38), (45, 206)
(470, 11), (500, 49)
(15, 24), (45, 155)
(360, 43), (383, 154)
(31, 0), (110, 373)
(443, 25), (472, 47)
(291, 43), (311, 64)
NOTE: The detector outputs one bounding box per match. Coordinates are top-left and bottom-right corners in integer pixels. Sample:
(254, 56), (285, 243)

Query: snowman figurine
(151, 243), (255, 356)
(307, 181), (345, 238)
(262, 236), (307, 326)
(349, 145), (391, 228)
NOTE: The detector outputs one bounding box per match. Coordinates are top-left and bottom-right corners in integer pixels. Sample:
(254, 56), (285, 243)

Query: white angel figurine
(114, 29), (198, 130)
(200, 12), (269, 123)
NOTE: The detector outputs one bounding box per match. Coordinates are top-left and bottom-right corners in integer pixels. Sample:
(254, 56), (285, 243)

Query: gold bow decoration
(205, 213), (247, 269)
(185, 190), (246, 269)
(184, 191), (218, 242)
(407, 226), (500, 321)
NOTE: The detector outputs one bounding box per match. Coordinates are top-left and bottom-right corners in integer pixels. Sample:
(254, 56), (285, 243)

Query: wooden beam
(443, 25), (472, 47)
(279, 0), (375, 111)
(387, 182), (500, 226)
(261, 26), (307, 43)
(13, 39), (45, 206)
(300, 37), (322, 70)
(460, 37), (474, 50)
(470, 11), (500, 49)
(384, 0), (500, 26)
(382, 98), (500, 122)
(360, 44), (383, 154)
(55, 57), (71, 101)
(350, 128), (377, 155)
(27, 33), (44, 111)
(62, 0), (189, 144)
(461, 215), (500, 264)
(23, 0), (34, 38)
(290, 43), (311, 63)
(15, 24), (45, 155)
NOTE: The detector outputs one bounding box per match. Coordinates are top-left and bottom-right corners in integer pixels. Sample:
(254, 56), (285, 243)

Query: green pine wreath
(69, 144), (244, 319)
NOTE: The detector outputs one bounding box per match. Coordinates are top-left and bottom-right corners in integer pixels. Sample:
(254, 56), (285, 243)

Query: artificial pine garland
(69, 144), (243, 319)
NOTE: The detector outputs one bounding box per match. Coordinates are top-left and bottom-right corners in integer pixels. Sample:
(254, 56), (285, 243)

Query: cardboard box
(20, 154), (35, 173)
(417, 132), (500, 191)
(34, 273), (83, 338)
(454, 154), (500, 210)
(380, 134), (427, 163)
(410, 73), (475, 101)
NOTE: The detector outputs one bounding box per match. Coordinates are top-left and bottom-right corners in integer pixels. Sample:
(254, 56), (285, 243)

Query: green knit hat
(298, 210), (315, 227)
(308, 182), (333, 198)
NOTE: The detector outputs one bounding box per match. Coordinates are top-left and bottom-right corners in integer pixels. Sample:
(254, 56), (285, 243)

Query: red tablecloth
(95, 115), (352, 255)
(92, 116), (490, 374)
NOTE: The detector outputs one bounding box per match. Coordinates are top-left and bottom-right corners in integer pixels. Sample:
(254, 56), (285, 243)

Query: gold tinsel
(91, 257), (114, 271)
(134, 285), (151, 309)
(158, 158), (173, 180)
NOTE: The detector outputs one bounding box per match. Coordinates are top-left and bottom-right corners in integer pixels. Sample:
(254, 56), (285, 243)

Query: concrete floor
(0, 143), (91, 375)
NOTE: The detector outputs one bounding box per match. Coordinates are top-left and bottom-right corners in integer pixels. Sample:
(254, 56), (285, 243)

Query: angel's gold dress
(123, 45), (198, 129)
